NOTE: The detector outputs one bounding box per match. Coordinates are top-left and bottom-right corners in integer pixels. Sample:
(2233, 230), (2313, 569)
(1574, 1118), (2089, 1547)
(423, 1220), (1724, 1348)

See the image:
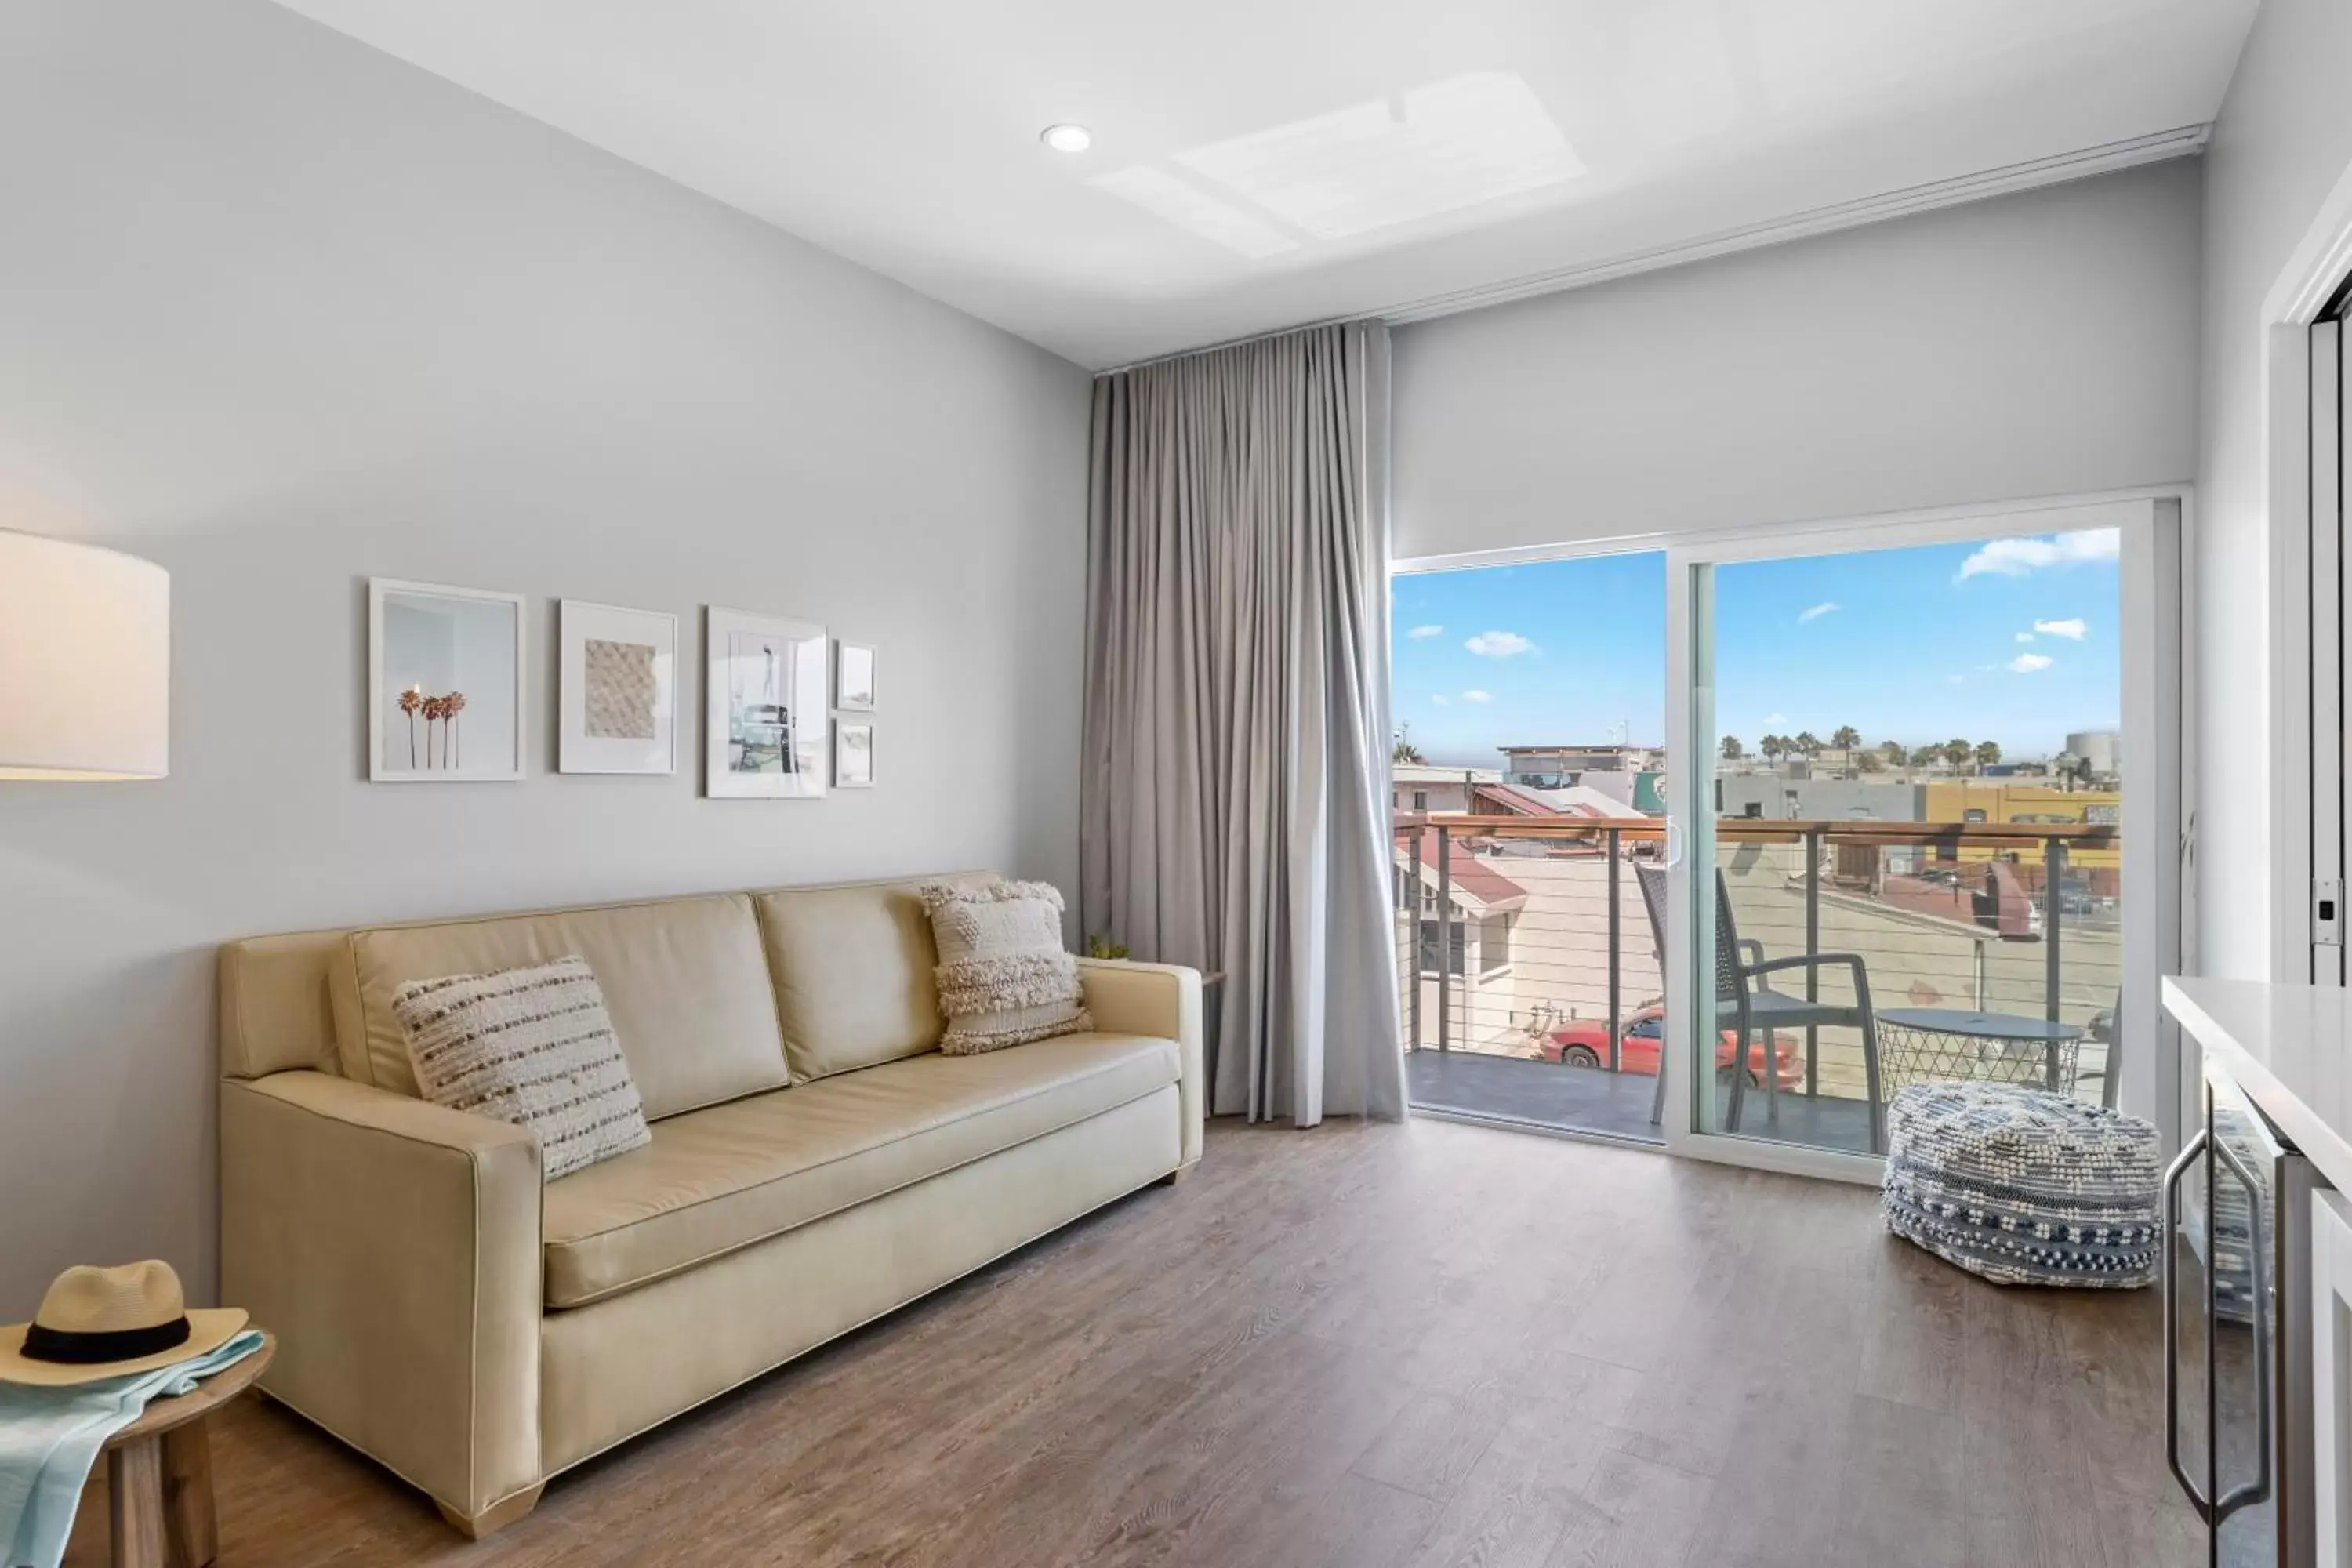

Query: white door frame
(2261, 151), (2352, 985)
(1659, 492), (2190, 1181)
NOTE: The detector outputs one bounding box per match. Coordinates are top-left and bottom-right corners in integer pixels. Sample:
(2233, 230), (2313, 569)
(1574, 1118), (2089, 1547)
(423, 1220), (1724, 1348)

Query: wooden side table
(98, 1333), (274, 1568)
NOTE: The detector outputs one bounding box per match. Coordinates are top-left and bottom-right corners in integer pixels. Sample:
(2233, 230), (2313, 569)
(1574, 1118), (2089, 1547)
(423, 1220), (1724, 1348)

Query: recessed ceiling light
(1040, 124), (1092, 154)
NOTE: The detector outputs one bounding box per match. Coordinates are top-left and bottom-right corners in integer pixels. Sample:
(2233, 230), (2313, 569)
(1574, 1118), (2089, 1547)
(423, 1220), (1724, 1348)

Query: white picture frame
(833, 719), (874, 788)
(705, 608), (828, 799)
(835, 641), (877, 711)
(559, 601), (677, 775)
(368, 578), (525, 783)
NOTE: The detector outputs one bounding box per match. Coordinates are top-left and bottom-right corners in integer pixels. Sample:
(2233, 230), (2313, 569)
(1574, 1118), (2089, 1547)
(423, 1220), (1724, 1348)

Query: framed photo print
(834, 641), (877, 711)
(833, 720), (874, 788)
(705, 608), (828, 798)
(559, 601), (677, 775)
(369, 578), (525, 782)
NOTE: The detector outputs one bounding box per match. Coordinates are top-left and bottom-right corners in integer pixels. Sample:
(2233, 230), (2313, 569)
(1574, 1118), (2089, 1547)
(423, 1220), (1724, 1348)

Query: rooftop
(1392, 763), (1502, 782)
(1407, 832), (1530, 911)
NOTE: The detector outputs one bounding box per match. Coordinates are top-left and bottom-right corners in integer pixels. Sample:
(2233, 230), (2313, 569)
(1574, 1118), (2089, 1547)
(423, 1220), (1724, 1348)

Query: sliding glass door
(1661, 497), (2184, 1177)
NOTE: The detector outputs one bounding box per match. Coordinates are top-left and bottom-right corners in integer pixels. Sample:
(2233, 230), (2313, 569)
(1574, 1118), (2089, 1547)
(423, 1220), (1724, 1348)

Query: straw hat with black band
(0, 1261), (245, 1387)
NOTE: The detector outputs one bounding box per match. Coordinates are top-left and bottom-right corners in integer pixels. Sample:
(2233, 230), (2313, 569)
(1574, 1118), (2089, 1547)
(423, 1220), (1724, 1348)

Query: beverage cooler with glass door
(2166, 1058), (2321, 1567)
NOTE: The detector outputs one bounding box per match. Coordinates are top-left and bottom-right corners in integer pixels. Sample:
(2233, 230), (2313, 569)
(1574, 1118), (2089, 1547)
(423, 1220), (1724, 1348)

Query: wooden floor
(66, 1118), (2201, 1567)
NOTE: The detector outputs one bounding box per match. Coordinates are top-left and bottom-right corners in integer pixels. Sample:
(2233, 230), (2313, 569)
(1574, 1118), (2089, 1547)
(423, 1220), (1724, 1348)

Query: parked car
(1533, 1004), (1803, 1089)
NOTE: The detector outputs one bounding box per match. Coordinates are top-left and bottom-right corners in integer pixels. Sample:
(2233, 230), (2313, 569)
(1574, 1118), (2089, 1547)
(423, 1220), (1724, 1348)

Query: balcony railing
(1393, 812), (2121, 1145)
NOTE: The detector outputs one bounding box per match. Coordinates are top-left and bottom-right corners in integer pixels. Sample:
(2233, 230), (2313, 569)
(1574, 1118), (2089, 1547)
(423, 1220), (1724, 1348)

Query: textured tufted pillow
(919, 880), (1093, 1054)
(391, 955), (652, 1179)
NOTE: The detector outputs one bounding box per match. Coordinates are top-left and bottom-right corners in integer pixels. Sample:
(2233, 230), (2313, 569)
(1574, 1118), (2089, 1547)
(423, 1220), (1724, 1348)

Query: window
(1412, 789), (1428, 811)
(1479, 914), (1512, 975)
(1417, 923), (1467, 976)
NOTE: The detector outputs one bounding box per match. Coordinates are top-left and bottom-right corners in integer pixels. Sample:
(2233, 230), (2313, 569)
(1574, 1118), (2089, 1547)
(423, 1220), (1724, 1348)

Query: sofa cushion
(333, 894), (789, 1120)
(753, 879), (978, 1083)
(392, 956), (652, 1180)
(539, 1032), (1179, 1308)
(924, 880), (1092, 1052)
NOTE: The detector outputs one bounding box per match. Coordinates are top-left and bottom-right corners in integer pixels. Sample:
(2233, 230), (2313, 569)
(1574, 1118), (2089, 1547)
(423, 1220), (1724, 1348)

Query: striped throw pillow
(390, 955), (652, 1180)
(920, 880), (1093, 1054)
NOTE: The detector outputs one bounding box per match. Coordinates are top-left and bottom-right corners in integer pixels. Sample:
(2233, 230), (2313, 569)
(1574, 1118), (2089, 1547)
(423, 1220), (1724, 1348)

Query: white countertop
(2164, 975), (2352, 1192)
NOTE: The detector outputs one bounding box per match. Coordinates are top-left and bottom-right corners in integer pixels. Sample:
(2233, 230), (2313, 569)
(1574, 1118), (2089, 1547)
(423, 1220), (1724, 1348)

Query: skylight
(1087, 165), (1300, 260)
(1090, 72), (1584, 260)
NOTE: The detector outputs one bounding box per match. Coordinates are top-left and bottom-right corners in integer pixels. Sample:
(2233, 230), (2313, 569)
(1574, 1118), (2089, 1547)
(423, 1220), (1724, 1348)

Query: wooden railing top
(1392, 812), (2118, 850)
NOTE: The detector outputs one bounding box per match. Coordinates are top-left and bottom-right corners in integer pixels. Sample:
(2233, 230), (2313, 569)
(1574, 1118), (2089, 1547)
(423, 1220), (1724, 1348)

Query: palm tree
(1793, 730), (1821, 757)
(1943, 738), (1973, 771)
(399, 685), (422, 768)
(1973, 739), (2002, 771)
(1392, 725), (1425, 766)
(1720, 735), (1744, 761)
(1832, 725), (1861, 750)
(1759, 735), (1784, 763)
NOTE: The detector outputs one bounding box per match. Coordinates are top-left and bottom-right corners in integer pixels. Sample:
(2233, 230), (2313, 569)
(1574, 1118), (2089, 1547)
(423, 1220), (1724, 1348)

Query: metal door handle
(2212, 1133), (2274, 1520)
(2164, 1127), (2212, 1518)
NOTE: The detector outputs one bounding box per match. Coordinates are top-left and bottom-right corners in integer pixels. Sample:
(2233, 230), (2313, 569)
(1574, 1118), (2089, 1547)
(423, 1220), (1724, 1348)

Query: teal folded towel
(0, 1328), (265, 1568)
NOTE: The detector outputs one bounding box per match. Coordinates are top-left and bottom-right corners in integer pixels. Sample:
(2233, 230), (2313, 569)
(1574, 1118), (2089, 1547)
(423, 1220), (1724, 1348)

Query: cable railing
(1393, 812), (2122, 1134)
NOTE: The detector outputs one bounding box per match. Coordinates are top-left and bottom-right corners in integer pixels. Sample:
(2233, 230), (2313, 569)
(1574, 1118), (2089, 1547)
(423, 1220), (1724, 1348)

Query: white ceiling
(270, 0), (2257, 369)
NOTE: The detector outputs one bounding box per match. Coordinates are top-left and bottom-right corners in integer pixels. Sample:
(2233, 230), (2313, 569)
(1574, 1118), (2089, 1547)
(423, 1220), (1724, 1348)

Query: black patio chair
(1635, 861), (1888, 1154)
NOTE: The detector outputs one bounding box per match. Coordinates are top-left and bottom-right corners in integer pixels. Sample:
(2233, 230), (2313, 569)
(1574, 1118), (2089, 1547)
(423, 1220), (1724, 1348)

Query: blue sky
(1390, 531), (2122, 767)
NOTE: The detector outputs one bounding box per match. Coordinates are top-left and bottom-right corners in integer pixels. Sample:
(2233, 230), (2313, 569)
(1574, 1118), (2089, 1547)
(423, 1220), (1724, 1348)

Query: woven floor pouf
(1882, 1081), (2161, 1288)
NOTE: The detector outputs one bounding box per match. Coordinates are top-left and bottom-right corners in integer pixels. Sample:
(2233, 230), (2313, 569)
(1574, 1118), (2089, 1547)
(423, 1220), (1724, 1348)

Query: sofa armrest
(1077, 959), (1204, 1167)
(220, 1071), (542, 1520)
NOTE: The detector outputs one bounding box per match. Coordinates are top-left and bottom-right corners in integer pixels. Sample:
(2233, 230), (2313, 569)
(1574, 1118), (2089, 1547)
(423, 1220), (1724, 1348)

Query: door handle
(2164, 1126), (2213, 1519)
(2212, 1132), (2274, 1521)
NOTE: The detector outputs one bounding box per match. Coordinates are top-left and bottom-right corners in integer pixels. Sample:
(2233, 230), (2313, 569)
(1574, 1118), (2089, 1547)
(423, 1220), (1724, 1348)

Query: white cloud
(1406, 624), (1444, 640)
(1956, 528), (2120, 581)
(1461, 689), (1494, 705)
(2008, 653), (2054, 673)
(1463, 630), (1537, 658)
(1430, 694), (1450, 706)
(2033, 617), (2088, 641)
(2016, 632), (2035, 643)
(1797, 601), (1838, 624)
(1763, 712), (1787, 726)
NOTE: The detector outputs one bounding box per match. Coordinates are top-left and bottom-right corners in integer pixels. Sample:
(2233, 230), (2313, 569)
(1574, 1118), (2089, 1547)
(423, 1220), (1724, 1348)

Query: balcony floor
(1404, 1047), (1878, 1153)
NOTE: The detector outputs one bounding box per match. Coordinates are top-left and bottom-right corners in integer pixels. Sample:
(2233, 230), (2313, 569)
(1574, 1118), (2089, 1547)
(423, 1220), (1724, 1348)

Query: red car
(1534, 1004), (1802, 1089)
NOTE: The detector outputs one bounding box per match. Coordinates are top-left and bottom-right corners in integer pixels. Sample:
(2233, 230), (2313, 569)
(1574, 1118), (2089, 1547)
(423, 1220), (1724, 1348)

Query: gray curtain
(1080, 322), (1405, 1126)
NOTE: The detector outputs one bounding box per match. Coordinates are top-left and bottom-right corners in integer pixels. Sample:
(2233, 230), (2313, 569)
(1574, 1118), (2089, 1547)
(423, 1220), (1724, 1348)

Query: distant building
(1394, 833), (1528, 1000)
(1390, 763), (1498, 815)
(1391, 764), (1592, 818)
(1715, 777), (1925, 822)
(2064, 729), (2122, 781)
(1922, 779), (2121, 877)
(1497, 742), (1665, 789)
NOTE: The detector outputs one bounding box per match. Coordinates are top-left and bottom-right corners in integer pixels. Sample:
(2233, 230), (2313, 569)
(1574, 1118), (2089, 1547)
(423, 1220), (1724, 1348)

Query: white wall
(1391, 160), (2202, 561)
(2196, 0), (2352, 985)
(0, 0), (1090, 1315)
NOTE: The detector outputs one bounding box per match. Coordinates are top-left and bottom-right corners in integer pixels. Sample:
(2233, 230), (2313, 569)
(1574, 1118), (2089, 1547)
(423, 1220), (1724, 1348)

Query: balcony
(1394, 812), (2121, 1152)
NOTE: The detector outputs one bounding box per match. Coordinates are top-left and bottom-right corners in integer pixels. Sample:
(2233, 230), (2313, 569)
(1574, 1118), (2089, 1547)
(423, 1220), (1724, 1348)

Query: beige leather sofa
(216, 875), (1202, 1537)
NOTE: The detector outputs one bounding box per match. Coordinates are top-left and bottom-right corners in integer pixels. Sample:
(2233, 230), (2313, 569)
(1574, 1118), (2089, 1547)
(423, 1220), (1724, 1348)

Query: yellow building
(1920, 780), (2120, 870)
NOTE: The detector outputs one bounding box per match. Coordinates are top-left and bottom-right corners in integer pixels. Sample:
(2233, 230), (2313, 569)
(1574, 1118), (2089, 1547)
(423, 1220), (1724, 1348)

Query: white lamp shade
(0, 530), (169, 780)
